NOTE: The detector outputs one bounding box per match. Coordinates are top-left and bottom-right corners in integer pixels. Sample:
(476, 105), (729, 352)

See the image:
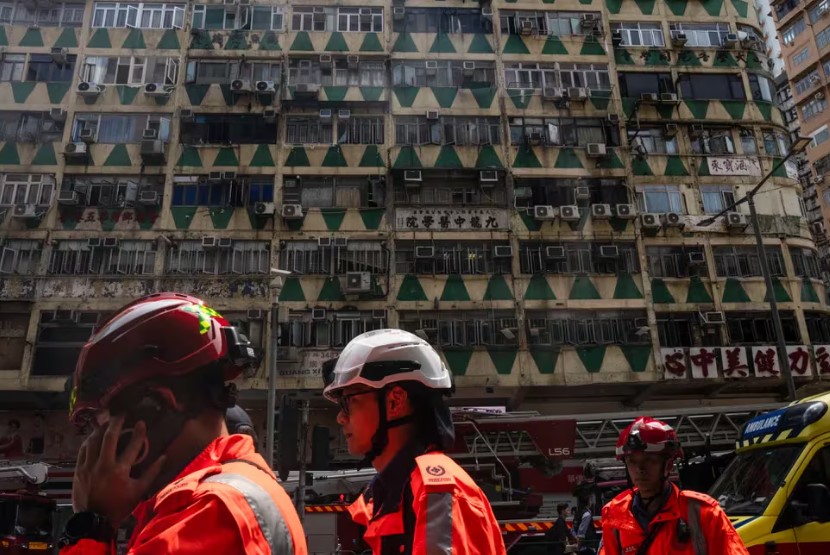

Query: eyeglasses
(337, 390), (375, 417)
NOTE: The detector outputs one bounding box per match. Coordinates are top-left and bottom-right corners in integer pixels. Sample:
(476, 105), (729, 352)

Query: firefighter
(599, 417), (748, 555)
(59, 292), (307, 555)
(323, 329), (507, 555)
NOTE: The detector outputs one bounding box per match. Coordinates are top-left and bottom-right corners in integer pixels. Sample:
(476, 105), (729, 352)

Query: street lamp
(266, 267), (291, 469)
(699, 136), (811, 401)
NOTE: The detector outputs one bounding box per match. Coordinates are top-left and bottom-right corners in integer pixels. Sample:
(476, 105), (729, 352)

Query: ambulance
(710, 392), (830, 554)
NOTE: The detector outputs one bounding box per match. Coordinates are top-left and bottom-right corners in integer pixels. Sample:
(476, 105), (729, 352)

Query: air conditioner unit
(543, 87), (566, 101)
(254, 201), (276, 215)
(347, 55), (359, 68)
(545, 246), (566, 259)
(560, 205), (580, 221)
(404, 170), (422, 182)
(63, 142), (88, 158)
(592, 204), (611, 219)
(479, 170), (498, 183)
(520, 20), (534, 35)
(568, 87), (588, 101)
(612, 30), (623, 46)
(294, 82), (320, 96)
(671, 33), (687, 46)
(76, 82), (103, 97)
(514, 187), (532, 199)
(689, 124), (704, 138)
(722, 33), (739, 47)
(263, 108), (277, 122)
(640, 92), (659, 103)
(87, 238), (101, 248)
(415, 246), (435, 258)
(660, 93), (679, 104)
(231, 79), (251, 93)
(345, 271), (372, 293)
(575, 186), (591, 200)
(493, 245), (513, 258)
(208, 171), (223, 182)
(359, 8), (372, 19)
(313, 7), (325, 14)
(12, 204), (37, 219)
(202, 236), (217, 248)
(701, 311), (726, 325)
(140, 140), (165, 156)
(586, 143), (607, 158)
(144, 83), (171, 97)
(580, 13), (599, 27)
(372, 309), (386, 320)
(255, 80), (277, 93)
(49, 108), (66, 122)
(281, 204), (303, 219)
(180, 108), (194, 121)
(816, 91), (826, 100)
(317, 237), (332, 247)
(725, 211), (748, 229)
(481, 7), (493, 19)
(312, 308), (327, 320)
(662, 212), (685, 228)
(463, 61), (475, 76)
(616, 204), (637, 219)
(221, 171), (236, 181)
(57, 190), (78, 205)
(425, 61), (438, 75)
(526, 131), (544, 145)
(338, 109), (351, 120)
(50, 47), (68, 64)
(79, 129), (96, 143)
(688, 252), (706, 265)
(599, 245), (619, 258)
(246, 309), (263, 320)
(319, 109), (333, 121)
(641, 213), (661, 228)
(102, 237), (119, 248)
(141, 128), (158, 140)
(664, 123), (679, 137)
(393, 7), (405, 20)
(138, 191), (159, 206)
(607, 113), (620, 125)
(534, 205), (557, 221)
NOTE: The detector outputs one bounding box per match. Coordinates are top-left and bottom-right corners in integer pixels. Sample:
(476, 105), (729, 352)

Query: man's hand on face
(72, 414), (166, 527)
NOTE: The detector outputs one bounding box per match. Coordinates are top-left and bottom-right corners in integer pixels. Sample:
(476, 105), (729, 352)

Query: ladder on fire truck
(0, 463), (49, 490)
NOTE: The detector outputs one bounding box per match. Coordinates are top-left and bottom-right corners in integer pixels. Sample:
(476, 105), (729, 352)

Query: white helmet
(323, 329), (452, 402)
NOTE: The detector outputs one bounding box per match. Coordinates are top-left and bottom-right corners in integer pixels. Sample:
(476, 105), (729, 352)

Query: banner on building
(707, 156), (762, 176)
(395, 208), (508, 231)
(280, 349), (339, 378)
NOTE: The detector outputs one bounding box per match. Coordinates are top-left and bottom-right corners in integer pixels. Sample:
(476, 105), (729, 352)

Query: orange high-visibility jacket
(61, 434), (307, 555)
(599, 484), (749, 555)
(348, 451), (507, 555)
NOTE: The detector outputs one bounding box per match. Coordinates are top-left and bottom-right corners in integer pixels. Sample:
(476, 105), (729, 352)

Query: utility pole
(296, 400), (309, 523)
(266, 268), (290, 469)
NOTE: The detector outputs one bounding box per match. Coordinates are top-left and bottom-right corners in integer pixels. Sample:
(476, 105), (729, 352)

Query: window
(810, 0), (830, 23)
(525, 310), (649, 346)
(281, 240), (386, 275)
(792, 47), (811, 67)
(713, 245), (785, 277)
(781, 18), (807, 46)
(741, 129), (758, 154)
(611, 22), (664, 47)
(62, 175), (164, 208)
(49, 239), (157, 276)
(803, 96), (828, 120)
(791, 247), (821, 278)
(0, 112), (63, 143)
(816, 26), (830, 50)
(0, 239), (41, 275)
(395, 242), (511, 275)
(0, 1), (84, 27)
(396, 116), (501, 146)
(636, 185), (685, 213)
(337, 7), (382, 32)
(0, 54), (24, 82)
(72, 114), (170, 144)
(737, 25), (765, 51)
(547, 11), (599, 36)
(806, 312), (830, 342)
(286, 116), (333, 144)
(628, 128), (678, 155)
(186, 59), (279, 84)
(338, 116), (384, 145)
(824, 59), (830, 79)
(82, 56), (178, 85)
(700, 185), (735, 214)
(727, 311), (799, 343)
(31, 311), (102, 376)
(283, 176), (382, 209)
(657, 313), (700, 347)
(92, 2), (184, 29)
(393, 7), (490, 34)
(503, 62), (610, 91)
(0, 174), (54, 207)
(392, 171), (505, 207)
(762, 129), (790, 156)
(191, 4), (258, 30)
(180, 114), (277, 144)
(669, 23), (731, 47)
(794, 70), (821, 95)
(514, 177), (629, 208)
(283, 310), (386, 349)
(748, 74), (774, 101)
(518, 242), (639, 274)
(617, 72), (674, 97)
(166, 240), (269, 275)
(26, 53), (76, 82)
(399, 311), (518, 347)
(812, 126), (830, 148)
(392, 61), (496, 88)
(171, 175), (273, 207)
(647, 247), (707, 278)
(690, 128), (735, 155)
(250, 6), (284, 31)
(317, 59), (384, 87)
(291, 6), (330, 31)
(509, 116), (616, 147)
(678, 73), (746, 100)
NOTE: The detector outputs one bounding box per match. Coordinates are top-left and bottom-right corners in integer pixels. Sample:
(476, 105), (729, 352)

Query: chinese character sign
(815, 345), (830, 376)
(752, 346), (780, 378)
(721, 346), (750, 379)
(690, 347), (719, 379)
(707, 157), (762, 177)
(395, 208), (507, 231)
(786, 346), (812, 377)
(662, 348), (687, 380)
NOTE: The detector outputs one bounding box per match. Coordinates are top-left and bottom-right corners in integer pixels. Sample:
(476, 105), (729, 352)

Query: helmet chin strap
(359, 388), (415, 467)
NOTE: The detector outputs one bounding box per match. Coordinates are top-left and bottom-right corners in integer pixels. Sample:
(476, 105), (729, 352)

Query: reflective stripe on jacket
(348, 451), (506, 555)
(599, 484), (749, 555)
(60, 434), (308, 555)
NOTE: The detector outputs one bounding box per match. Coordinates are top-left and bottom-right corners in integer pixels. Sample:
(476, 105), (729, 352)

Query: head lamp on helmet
(615, 416), (682, 462)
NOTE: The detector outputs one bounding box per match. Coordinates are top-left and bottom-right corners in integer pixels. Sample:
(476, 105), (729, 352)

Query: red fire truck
(0, 464), (57, 554)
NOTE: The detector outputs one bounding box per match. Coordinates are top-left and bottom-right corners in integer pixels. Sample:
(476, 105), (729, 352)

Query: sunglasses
(337, 390), (376, 417)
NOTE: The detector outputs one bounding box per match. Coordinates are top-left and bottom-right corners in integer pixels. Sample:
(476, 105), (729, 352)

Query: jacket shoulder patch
(154, 466), (223, 511)
(680, 489), (719, 507)
(414, 454), (457, 492)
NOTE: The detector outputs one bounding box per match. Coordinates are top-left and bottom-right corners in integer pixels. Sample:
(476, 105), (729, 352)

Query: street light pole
(266, 268), (291, 470)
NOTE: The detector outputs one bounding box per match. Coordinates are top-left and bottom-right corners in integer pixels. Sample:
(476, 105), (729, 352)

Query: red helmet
(615, 417), (682, 461)
(69, 292), (257, 427)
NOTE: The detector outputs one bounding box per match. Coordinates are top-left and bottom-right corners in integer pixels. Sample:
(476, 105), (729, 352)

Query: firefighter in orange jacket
(58, 293), (308, 555)
(323, 329), (507, 555)
(599, 417), (748, 555)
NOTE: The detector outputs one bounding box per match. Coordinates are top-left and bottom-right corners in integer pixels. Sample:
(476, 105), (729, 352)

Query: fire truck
(0, 464), (57, 554)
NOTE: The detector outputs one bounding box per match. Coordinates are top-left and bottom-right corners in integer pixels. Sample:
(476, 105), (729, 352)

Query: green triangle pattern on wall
(589, 90), (612, 110)
(208, 206), (234, 229)
(10, 82), (35, 103)
(46, 82), (71, 103)
(323, 86), (348, 102)
(189, 30), (213, 49)
(701, 0), (724, 16)
(503, 35), (530, 54)
(764, 277), (792, 303)
(249, 144), (275, 167)
(0, 143), (19, 164)
(87, 28), (111, 48)
(170, 206), (196, 229)
(393, 146), (422, 168)
(632, 157), (653, 176)
(322, 146), (348, 167)
(732, 0), (749, 17)
(665, 0), (687, 14)
(324, 32), (348, 51)
(615, 49), (635, 65)
(801, 278), (820, 303)
(122, 28), (146, 49)
(677, 51), (703, 67)
(117, 85), (140, 105)
(103, 144), (132, 166)
(259, 31), (280, 51)
(687, 275), (713, 303)
(684, 100), (709, 119)
(157, 29), (180, 49)
(470, 86), (496, 108)
(664, 156), (689, 176)
(397, 274), (428, 301)
(651, 278), (676, 303)
(359, 208), (384, 230)
(579, 36), (605, 55)
(519, 210), (541, 231)
(621, 345), (652, 372)
(32, 143), (57, 165)
(392, 33), (418, 53)
(224, 31), (248, 49)
(542, 36), (568, 55)
(508, 89), (532, 109)
(177, 146), (203, 167)
(614, 274), (643, 299)
(0, 27), (8, 46)
(279, 277), (306, 301)
(745, 51), (763, 70)
(431, 87), (458, 108)
(634, 0), (656, 14)
(290, 31), (314, 51)
(642, 49), (670, 66)
(54, 28), (78, 48)
(393, 86), (419, 107)
(19, 27), (44, 47)
(713, 51), (739, 68)
(443, 349), (473, 376)
(755, 101), (773, 121)
(185, 84), (210, 105)
(570, 276), (601, 299)
(484, 275), (513, 300)
(597, 150), (625, 169)
(513, 147), (542, 168)
(697, 159), (711, 176)
(525, 274), (556, 300)
(487, 349), (517, 375)
(440, 275), (471, 301)
(320, 208), (346, 231)
(722, 277), (751, 302)
(577, 346), (606, 372)
(530, 348), (560, 374)
(430, 33), (456, 53)
(554, 148), (583, 169)
(213, 148), (239, 166)
(721, 100), (746, 120)
(318, 277), (345, 301)
(284, 146), (310, 167)
(475, 145), (503, 169)
(434, 145), (463, 169)
(605, 0), (623, 12)
(360, 86), (384, 101)
(359, 33), (384, 52)
(468, 34), (493, 53)
(359, 145), (385, 167)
